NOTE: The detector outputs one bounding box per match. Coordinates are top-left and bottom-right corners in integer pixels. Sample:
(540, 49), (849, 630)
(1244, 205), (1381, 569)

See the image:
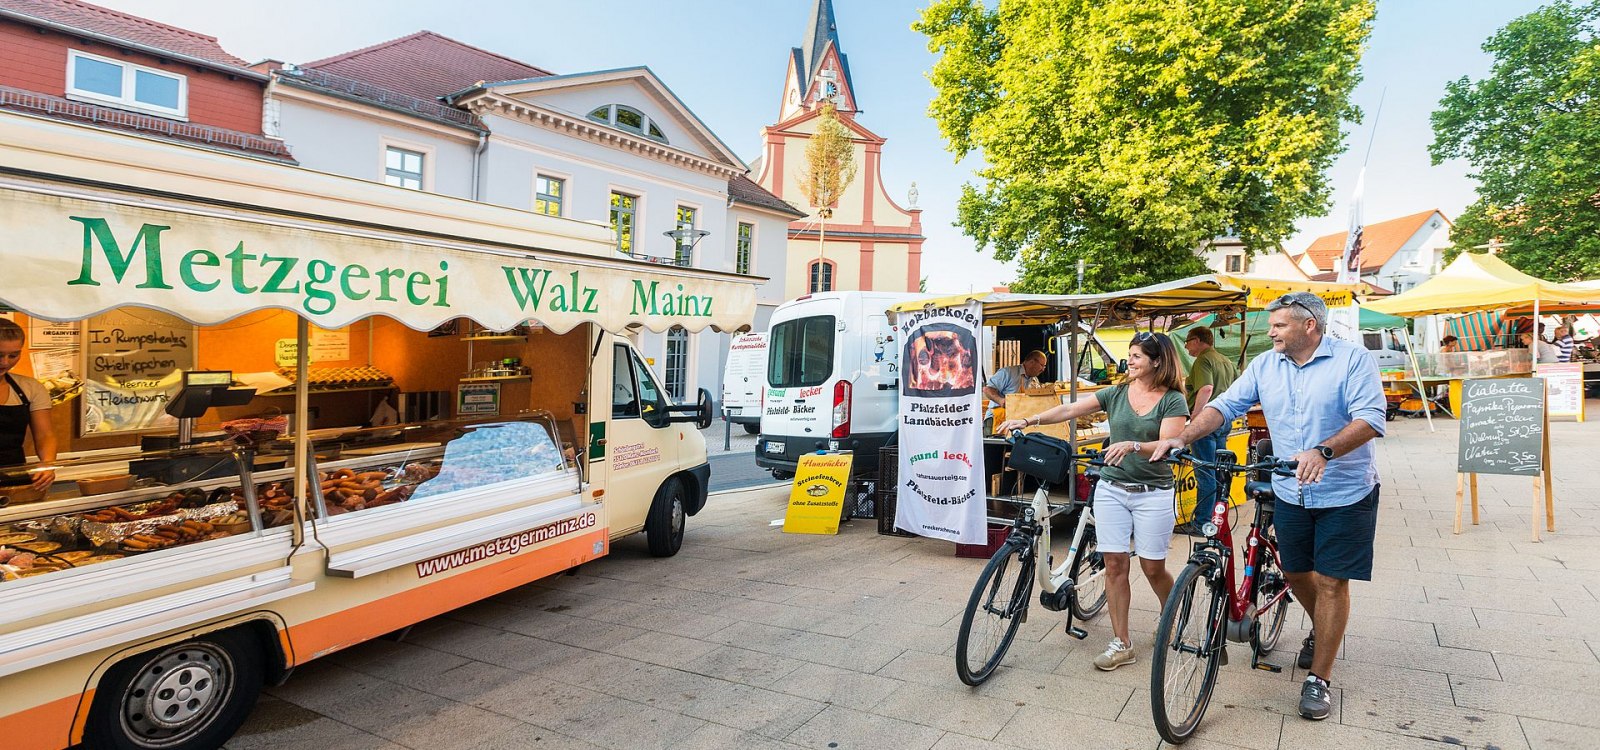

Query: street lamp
(663, 227), (711, 266)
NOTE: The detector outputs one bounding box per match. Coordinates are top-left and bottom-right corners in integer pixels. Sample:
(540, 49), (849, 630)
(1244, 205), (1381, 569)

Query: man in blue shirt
(983, 350), (1047, 431)
(1153, 291), (1384, 722)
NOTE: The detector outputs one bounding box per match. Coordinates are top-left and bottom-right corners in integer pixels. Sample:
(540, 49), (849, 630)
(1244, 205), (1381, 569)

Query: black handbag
(1007, 432), (1076, 486)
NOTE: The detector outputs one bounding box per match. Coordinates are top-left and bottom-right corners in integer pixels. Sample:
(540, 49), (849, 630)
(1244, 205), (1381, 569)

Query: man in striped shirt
(1554, 324), (1575, 363)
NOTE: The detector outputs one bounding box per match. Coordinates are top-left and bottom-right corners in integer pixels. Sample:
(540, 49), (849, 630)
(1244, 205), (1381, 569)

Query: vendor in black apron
(0, 319), (57, 490)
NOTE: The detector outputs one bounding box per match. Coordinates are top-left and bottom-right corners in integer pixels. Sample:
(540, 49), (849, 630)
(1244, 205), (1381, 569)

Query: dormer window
(586, 104), (669, 144)
(67, 50), (187, 119)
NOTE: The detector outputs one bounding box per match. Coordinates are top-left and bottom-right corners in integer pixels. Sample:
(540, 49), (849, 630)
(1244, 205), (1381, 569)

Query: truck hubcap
(122, 644), (233, 747)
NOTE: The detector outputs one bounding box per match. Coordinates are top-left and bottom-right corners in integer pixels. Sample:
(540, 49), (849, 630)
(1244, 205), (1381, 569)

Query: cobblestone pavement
(231, 416), (1600, 750)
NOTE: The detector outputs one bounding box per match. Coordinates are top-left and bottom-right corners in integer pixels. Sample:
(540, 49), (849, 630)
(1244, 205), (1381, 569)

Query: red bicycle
(1150, 443), (1298, 744)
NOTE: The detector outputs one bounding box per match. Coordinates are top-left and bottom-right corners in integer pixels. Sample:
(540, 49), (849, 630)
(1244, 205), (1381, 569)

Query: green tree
(916, 0), (1374, 292)
(1431, 1), (1600, 280)
(798, 102), (859, 285)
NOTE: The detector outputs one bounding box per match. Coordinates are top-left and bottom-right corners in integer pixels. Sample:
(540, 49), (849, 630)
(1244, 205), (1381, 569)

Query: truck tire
(743, 423), (760, 435)
(84, 628), (264, 750)
(645, 478), (686, 557)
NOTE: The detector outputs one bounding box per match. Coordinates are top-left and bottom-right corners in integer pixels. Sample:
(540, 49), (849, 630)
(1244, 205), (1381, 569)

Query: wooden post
(1470, 473), (1480, 526)
(1542, 405), (1555, 532)
(1453, 474), (1465, 535)
(1532, 471), (1543, 543)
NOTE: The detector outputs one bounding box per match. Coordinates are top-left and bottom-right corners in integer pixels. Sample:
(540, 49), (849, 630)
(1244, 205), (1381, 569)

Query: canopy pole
(1067, 308), (1080, 504)
(1532, 296), (1542, 376)
(1236, 313), (1249, 369)
(1400, 326), (1435, 432)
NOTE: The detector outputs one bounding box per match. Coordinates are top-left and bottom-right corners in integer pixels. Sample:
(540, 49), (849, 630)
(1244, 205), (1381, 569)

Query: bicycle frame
(1183, 458), (1294, 670)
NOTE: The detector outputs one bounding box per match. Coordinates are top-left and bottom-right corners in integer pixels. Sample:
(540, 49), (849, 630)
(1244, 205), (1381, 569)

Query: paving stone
(870, 682), (1023, 740)
(666, 722), (807, 750)
(1341, 695), (1530, 750)
(1518, 717), (1599, 750)
(605, 629), (723, 670)
(464, 725), (608, 750)
(1277, 720), (1469, 750)
(786, 705), (946, 750)
(992, 704), (1150, 750)
(682, 644), (806, 688)
(768, 662), (905, 711)
(1449, 673), (1600, 728)
(544, 697), (707, 750)
(1118, 687), (1284, 749)
(1338, 635), (1502, 679)
(1434, 624), (1598, 664)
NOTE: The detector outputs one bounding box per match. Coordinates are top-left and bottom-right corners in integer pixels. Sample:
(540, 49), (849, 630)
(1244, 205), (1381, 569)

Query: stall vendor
(983, 350), (1048, 432)
(0, 319), (57, 488)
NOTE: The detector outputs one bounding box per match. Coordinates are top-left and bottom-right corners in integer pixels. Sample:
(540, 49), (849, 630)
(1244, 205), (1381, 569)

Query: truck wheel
(84, 629), (264, 750)
(771, 469), (795, 481)
(645, 479), (686, 557)
(743, 423), (760, 435)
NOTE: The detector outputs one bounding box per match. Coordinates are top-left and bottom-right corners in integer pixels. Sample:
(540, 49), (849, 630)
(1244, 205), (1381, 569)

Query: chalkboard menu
(81, 309), (196, 434)
(1457, 377), (1545, 476)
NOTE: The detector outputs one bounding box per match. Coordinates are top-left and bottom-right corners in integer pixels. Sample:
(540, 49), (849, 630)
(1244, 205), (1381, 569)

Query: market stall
(890, 274), (1366, 525)
(0, 113), (758, 750)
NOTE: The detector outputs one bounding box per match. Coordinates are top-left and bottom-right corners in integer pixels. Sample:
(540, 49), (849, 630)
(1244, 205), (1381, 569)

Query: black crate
(876, 445), (916, 537)
(843, 477), (877, 520)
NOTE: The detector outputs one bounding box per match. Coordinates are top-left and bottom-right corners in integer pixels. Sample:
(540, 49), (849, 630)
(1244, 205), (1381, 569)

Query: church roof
(794, 0), (856, 103)
(730, 174), (806, 218)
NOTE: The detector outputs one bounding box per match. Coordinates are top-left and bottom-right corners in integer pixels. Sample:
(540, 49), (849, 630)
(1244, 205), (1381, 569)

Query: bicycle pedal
(1066, 626), (1088, 640)
(1252, 657), (1283, 673)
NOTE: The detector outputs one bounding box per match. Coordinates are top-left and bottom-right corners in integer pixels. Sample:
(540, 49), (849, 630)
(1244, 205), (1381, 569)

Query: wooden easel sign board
(1454, 377), (1555, 540)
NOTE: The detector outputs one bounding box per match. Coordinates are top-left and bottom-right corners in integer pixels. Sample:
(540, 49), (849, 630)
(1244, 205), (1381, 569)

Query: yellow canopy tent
(1365, 253), (1600, 317)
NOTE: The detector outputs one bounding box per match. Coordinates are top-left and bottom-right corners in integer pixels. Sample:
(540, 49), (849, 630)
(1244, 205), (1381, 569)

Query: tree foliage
(916, 0), (1374, 292)
(798, 102), (859, 220)
(1431, 1), (1600, 280)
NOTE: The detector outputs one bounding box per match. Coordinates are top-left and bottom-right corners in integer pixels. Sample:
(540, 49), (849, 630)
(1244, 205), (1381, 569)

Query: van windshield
(769, 315), (835, 388)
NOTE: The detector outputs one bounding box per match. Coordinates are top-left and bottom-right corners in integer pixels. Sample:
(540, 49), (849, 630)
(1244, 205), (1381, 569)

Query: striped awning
(1446, 311), (1509, 351)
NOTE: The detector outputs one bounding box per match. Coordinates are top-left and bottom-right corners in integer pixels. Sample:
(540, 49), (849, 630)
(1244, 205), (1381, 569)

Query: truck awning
(0, 113), (763, 335)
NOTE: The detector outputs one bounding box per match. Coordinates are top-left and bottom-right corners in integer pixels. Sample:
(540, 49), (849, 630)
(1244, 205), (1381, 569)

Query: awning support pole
(1400, 327), (1435, 433)
(1067, 308), (1080, 505)
(293, 318), (310, 547)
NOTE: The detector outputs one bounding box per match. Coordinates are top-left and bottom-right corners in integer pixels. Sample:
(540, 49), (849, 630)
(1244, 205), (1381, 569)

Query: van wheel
(84, 629), (263, 750)
(743, 423), (760, 435)
(771, 469), (795, 481)
(645, 479), (686, 557)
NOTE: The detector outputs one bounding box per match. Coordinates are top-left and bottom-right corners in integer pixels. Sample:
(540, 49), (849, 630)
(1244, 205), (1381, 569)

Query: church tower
(757, 0), (924, 297)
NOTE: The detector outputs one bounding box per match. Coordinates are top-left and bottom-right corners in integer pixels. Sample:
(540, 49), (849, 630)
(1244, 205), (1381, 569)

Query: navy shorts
(1273, 485), (1379, 581)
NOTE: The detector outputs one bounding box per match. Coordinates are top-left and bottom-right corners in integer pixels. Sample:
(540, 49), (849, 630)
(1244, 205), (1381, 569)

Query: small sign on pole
(783, 452), (854, 535)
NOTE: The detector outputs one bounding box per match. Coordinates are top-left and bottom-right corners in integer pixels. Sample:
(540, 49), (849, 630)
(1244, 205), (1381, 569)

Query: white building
(1297, 209), (1453, 293)
(266, 32), (800, 405)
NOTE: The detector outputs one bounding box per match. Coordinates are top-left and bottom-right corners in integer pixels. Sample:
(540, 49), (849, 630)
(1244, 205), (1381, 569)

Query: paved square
(233, 417), (1600, 749)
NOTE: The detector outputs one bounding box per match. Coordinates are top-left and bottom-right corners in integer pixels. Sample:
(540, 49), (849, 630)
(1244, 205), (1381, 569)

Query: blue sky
(94, 0), (1548, 292)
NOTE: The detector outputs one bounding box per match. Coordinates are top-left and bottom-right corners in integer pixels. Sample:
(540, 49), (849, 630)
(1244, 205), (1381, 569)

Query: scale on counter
(131, 371), (263, 484)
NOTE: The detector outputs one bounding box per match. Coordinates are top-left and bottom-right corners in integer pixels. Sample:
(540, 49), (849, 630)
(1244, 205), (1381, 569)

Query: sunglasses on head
(1132, 331), (1157, 343)
(1274, 293), (1317, 313)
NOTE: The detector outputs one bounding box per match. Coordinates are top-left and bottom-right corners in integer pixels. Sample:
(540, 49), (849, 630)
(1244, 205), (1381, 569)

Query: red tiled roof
(1307, 271), (1392, 296)
(0, 0), (250, 69)
(729, 174), (805, 218)
(0, 85), (295, 162)
(1301, 210), (1446, 273)
(303, 31), (552, 102)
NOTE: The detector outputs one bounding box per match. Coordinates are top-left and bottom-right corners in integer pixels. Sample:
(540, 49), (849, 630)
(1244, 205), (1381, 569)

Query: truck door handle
(878, 380), (898, 390)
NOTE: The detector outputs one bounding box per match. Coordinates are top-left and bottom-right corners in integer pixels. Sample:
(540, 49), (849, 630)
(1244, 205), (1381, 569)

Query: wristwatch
(1313, 445), (1334, 460)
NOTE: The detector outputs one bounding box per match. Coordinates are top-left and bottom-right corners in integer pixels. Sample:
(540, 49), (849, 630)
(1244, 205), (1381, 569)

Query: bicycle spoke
(1152, 562), (1224, 743)
(956, 541), (1034, 686)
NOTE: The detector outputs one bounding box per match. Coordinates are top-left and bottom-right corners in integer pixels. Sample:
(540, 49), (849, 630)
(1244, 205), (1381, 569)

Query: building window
(610, 192), (638, 254)
(809, 260), (834, 293)
(736, 222), (754, 275)
(67, 50), (187, 118)
(535, 174), (564, 216)
(674, 206), (697, 265)
(1224, 254), (1243, 273)
(586, 104), (669, 144)
(665, 326), (689, 401)
(384, 147), (425, 190)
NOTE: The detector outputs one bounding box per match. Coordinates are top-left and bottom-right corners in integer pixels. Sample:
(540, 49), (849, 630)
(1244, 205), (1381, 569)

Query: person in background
(1182, 327), (1238, 516)
(1439, 335), (1459, 353)
(983, 350), (1047, 432)
(1522, 331), (1560, 364)
(1151, 292), (1385, 722)
(1553, 324), (1575, 363)
(998, 333), (1188, 672)
(0, 319), (57, 490)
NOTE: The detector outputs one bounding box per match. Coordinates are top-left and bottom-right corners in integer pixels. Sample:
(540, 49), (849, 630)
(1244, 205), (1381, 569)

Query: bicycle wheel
(1068, 525), (1106, 621)
(1252, 540), (1291, 655)
(955, 538), (1035, 686)
(1151, 560), (1226, 744)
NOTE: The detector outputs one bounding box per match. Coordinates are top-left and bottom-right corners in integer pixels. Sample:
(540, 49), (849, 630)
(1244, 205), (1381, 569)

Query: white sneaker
(1093, 638), (1137, 671)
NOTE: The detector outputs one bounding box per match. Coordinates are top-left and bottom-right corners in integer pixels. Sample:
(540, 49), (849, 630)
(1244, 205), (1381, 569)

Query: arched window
(585, 104), (669, 144)
(808, 260), (835, 293)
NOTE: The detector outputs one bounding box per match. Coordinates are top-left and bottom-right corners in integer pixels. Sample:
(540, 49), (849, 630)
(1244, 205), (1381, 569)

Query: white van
(722, 332), (768, 434)
(757, 292), (931, 479)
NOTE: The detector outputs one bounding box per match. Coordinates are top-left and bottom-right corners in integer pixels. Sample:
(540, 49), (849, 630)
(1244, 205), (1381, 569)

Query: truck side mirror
(1118, 359), (1129, 374)
(668, 387), (715, 429)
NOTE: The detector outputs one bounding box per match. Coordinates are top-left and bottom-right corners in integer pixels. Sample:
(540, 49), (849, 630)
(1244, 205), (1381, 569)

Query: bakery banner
(0, 187), (756, 335)
(894, 301), (986, 544)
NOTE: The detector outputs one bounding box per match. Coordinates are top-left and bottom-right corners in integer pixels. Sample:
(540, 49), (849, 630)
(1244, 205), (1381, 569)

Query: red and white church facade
(754, 0), (925, 297)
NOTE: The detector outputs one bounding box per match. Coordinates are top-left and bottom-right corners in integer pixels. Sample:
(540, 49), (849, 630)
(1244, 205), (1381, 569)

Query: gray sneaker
(1299, 676), (1331, 720)
(1297, 631), (1315, 670)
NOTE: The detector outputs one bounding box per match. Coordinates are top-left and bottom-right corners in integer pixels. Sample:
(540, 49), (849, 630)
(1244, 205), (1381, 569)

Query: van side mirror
(667, 387), (715, 429)
(1117, 359), (1129, 374)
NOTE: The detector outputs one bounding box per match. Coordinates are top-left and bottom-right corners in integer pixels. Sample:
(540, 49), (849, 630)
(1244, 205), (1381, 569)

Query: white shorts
(1093, 480), (1176, 560)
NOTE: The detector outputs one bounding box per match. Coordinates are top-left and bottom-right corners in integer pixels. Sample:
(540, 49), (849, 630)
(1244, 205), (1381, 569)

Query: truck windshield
(768, 315), (835, 388)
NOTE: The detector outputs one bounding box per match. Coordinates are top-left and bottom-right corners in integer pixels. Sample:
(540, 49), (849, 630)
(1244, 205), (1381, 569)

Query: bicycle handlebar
(1163, 447), (1298, 477)
(1007, 430), (1106, 465)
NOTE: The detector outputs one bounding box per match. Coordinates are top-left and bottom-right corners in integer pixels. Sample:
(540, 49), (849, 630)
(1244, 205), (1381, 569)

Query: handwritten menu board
(81, 309), (197, 434)
(1457, 378), (1544, 476)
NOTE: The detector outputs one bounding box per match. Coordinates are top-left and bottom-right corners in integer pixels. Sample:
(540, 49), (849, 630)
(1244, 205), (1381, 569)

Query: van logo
(797, 386), (823, 398)
(767, 388), (786, 398)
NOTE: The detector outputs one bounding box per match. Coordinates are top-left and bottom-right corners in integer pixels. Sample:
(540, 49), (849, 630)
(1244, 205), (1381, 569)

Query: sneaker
(1299, 675), (1332, 720)
(1297, 631), (1315, 670)
(1093, 638), (1137, 671)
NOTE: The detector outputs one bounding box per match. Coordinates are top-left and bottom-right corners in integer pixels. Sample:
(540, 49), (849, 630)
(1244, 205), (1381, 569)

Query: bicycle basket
(1007, 432), (1075, 486)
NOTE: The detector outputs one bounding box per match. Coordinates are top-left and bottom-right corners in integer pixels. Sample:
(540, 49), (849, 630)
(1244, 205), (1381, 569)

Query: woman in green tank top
(997, 332), (1189, 671)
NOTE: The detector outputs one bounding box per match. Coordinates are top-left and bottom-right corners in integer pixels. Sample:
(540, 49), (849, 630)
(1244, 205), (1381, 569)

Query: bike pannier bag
(1007, 432), (1075, 486)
